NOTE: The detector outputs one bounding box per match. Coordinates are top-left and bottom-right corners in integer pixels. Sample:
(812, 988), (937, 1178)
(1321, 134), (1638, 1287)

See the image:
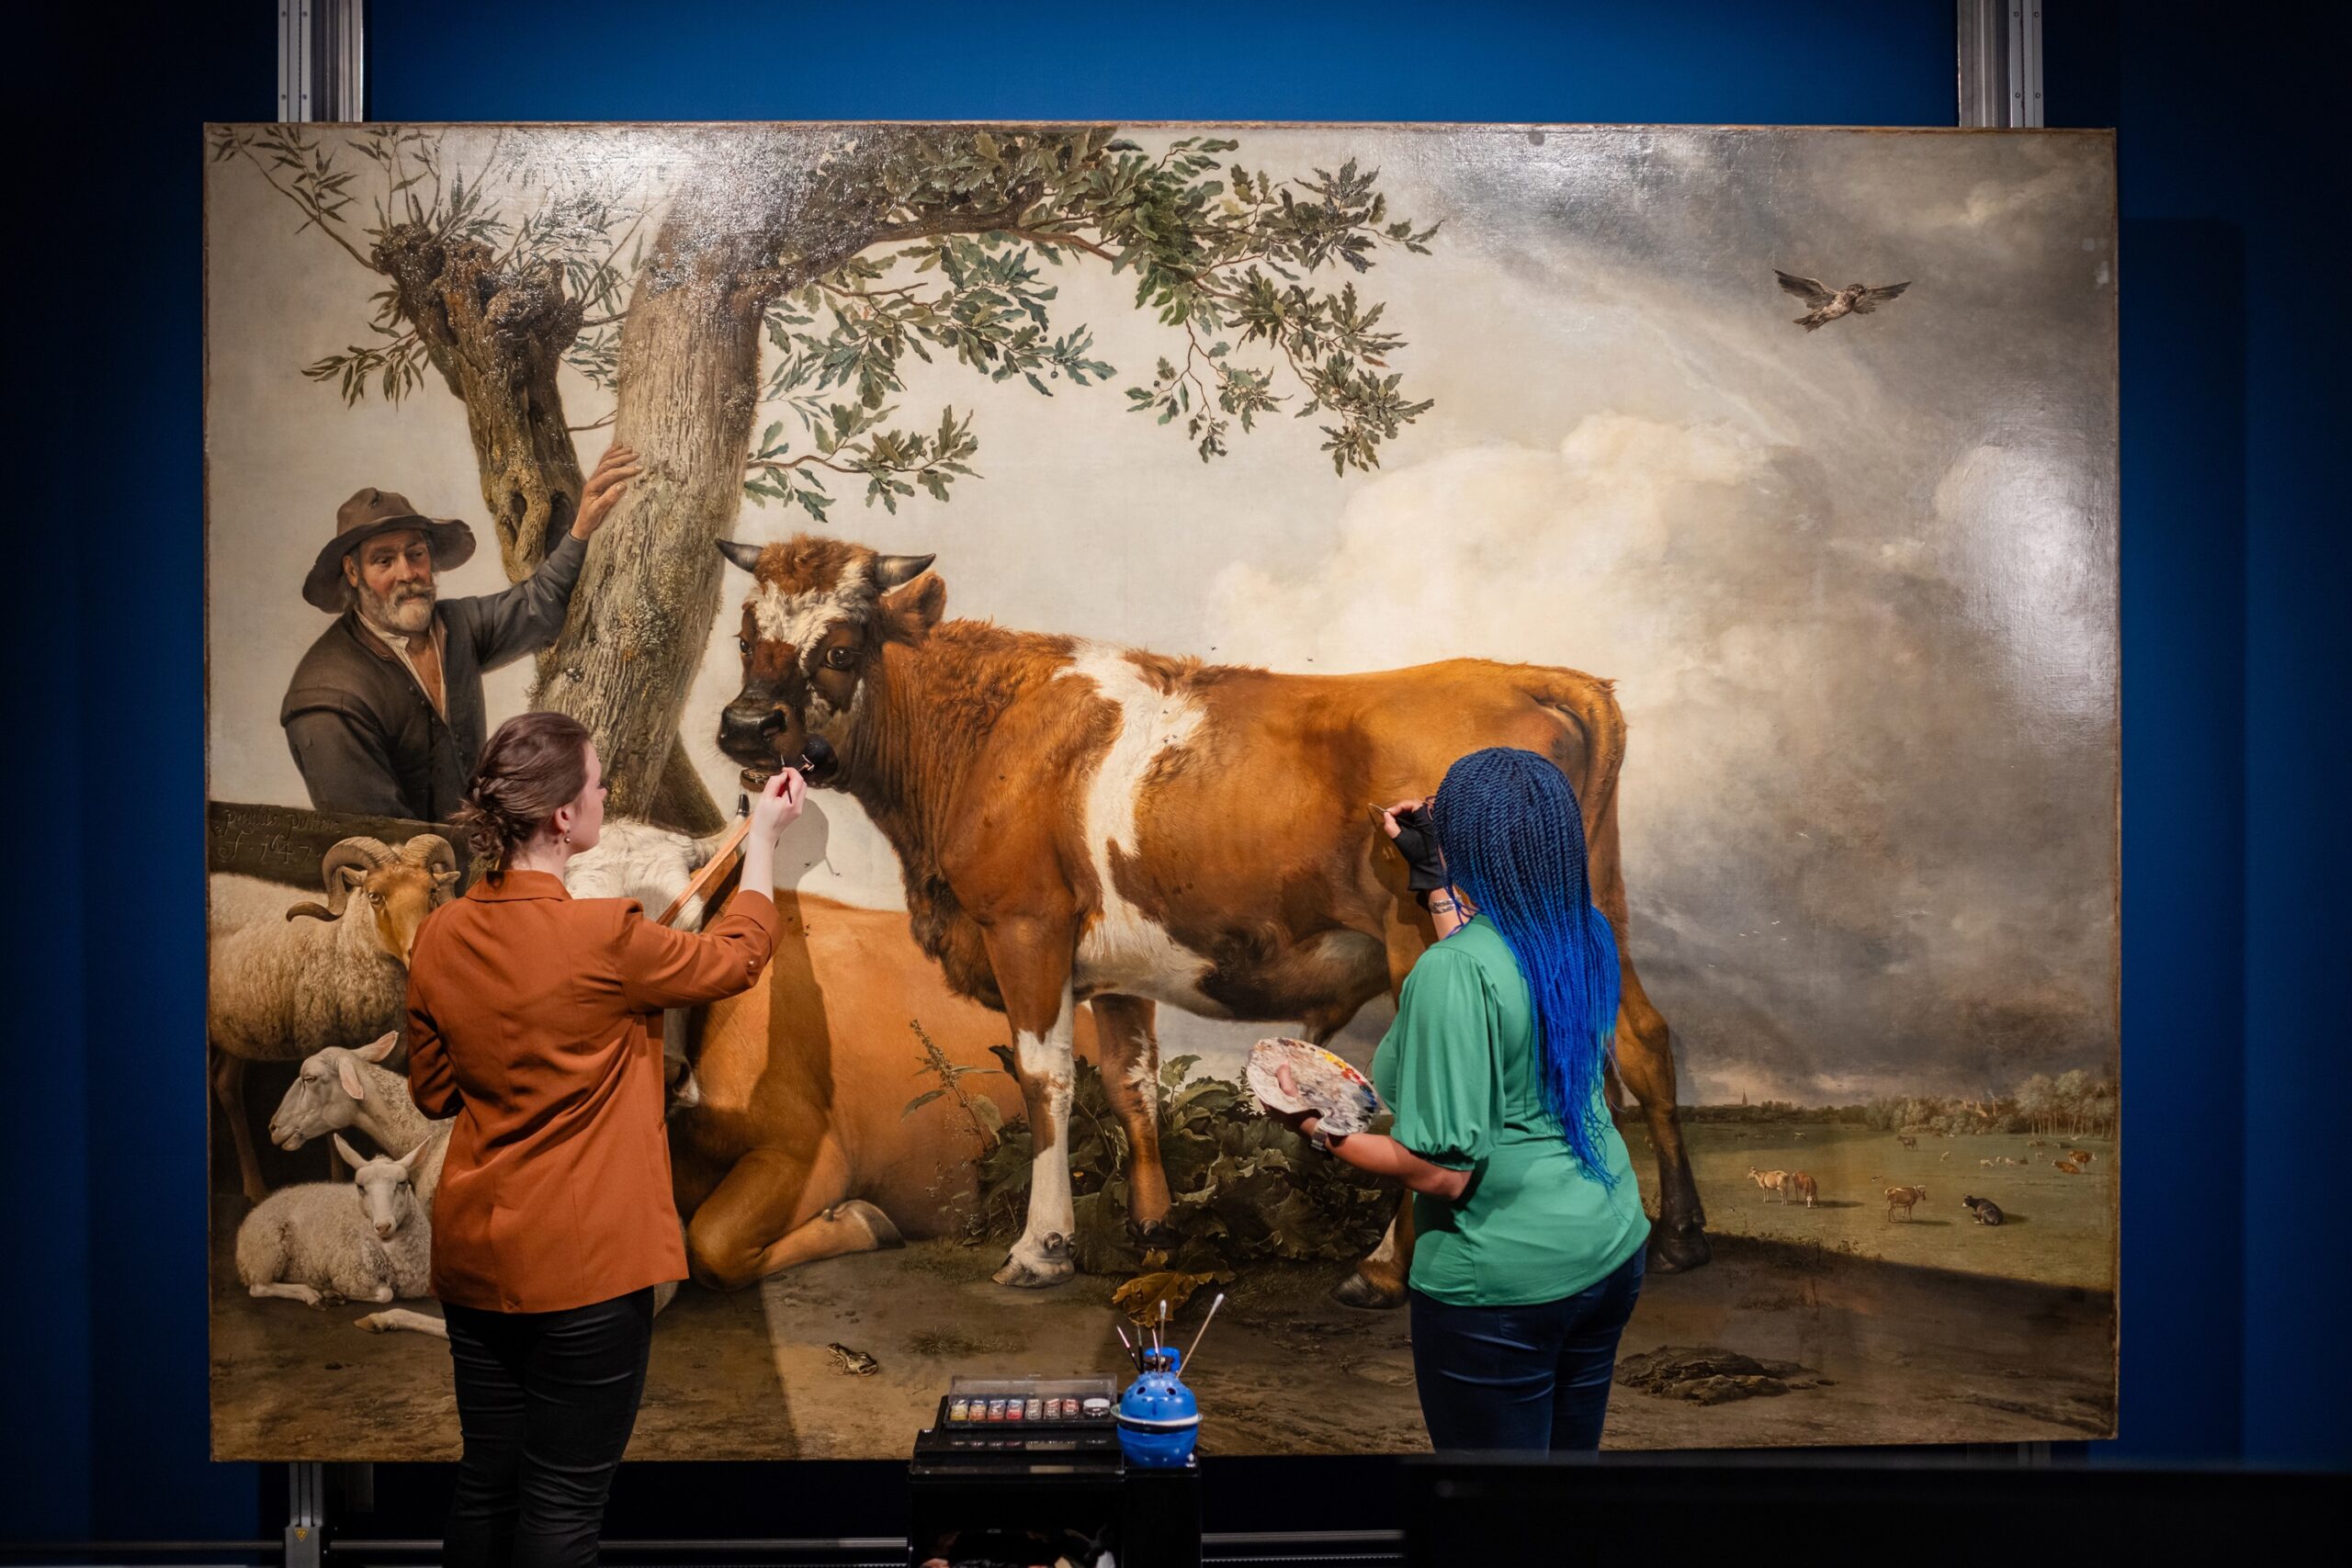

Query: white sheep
(269, 1034), (684, 1338)
(236, 1134), (433, 1308)
(562, 818), (733, 1111)
(268, 1032), (450, 1198)
(561, 818), (729, 924)
(208, 835), (458, 1201)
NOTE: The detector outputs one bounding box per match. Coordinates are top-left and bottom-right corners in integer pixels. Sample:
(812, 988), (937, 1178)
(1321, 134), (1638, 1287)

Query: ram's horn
(318, 837), (394, 917)
(399, 832), (461, 900)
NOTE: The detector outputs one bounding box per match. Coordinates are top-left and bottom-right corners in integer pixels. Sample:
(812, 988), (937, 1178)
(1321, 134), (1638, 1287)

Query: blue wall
(10, 0), (2343, 1541)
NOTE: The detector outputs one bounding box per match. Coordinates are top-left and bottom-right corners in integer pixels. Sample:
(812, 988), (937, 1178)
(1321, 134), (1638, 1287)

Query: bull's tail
(1520, 670), (1633, 929)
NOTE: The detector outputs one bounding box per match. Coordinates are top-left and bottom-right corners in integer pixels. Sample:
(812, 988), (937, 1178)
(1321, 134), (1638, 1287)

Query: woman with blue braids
(1266, 746), (1650, 1450)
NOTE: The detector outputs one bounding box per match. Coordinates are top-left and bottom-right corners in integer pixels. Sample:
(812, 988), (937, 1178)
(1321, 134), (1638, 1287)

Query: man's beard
(358, 580), (435, 637)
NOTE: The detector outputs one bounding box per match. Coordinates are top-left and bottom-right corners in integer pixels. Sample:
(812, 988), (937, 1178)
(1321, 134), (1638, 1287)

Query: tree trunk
(532, 131), (916, 816)
(375, 224), (584, 580)
(538, 229), (776, 818)
(374, 220), (727, 828)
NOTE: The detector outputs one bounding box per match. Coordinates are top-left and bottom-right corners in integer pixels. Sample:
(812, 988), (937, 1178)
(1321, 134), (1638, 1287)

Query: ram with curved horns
(207, 834), (459, 1201)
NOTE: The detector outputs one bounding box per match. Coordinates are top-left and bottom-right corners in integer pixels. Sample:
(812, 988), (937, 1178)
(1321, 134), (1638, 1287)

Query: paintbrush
(1159, 1298), (1170, 1363)
(1114, 1322), (1141, 1371)
(1182, 1292), (1227, 1371)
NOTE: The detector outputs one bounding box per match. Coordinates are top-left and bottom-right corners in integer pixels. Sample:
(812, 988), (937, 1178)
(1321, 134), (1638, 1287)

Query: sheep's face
(350, 1157), (417, 1241)
(347, 863), (454, 966)
(269, 1055), (356, 1150)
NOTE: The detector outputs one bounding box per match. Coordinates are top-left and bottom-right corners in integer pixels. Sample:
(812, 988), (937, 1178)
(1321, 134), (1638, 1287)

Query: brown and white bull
(712, 536), (1709, 1298)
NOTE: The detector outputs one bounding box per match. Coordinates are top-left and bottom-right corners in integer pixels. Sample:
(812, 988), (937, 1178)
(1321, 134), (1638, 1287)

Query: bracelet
(1426, 896), (1457, 915)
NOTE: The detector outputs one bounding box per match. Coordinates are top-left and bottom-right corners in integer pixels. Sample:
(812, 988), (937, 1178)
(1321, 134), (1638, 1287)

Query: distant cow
(1785, 1171), (1818, 1208)
(2066, 1148), (2095, 1165)
(1747, 1167), (1791, 1201)
(1884, 1184), (1928, 1221)
(713, 536), (1707, 1303)
(1895, 1134), (1919, 1150)
(1962, 1194), (2004, 1226)
(2054, 1158), (2085, 1174)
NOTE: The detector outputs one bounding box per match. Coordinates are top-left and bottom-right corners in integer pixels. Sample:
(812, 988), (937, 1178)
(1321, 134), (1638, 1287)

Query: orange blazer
(404, 869), (778, 1313)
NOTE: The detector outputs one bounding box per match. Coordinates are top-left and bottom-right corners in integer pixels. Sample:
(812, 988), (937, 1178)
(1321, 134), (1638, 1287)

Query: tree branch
(233, 141), (376, 273)
(748, 454), (859, 478)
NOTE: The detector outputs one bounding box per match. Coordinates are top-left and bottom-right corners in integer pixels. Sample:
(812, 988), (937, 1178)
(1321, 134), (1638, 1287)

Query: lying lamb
(235, 1134), (433, 1308)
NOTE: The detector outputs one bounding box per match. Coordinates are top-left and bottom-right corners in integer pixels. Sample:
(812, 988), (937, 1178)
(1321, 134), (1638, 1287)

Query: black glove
(1389, 806), (1448, 894)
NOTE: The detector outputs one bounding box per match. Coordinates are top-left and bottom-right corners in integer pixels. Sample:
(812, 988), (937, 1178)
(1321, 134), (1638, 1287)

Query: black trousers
(441, 1287), (655, 1568)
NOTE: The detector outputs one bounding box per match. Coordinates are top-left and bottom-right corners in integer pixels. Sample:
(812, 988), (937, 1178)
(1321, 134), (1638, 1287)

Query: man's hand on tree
(570, 443), (643, 540)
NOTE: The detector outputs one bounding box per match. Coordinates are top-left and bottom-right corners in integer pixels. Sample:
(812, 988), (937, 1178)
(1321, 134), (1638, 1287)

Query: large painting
(205, 122), (2119, 1458)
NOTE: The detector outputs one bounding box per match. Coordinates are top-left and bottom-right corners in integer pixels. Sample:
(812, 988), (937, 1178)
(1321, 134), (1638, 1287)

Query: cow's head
(715, 536), (941, 788)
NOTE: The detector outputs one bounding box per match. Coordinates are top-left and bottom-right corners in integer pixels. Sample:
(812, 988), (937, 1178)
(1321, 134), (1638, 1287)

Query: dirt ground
(211, 1194), (2113, 1460)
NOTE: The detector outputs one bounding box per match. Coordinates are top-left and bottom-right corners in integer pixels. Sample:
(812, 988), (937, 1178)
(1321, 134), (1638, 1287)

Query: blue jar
(1116, 1347), (1199, 1468)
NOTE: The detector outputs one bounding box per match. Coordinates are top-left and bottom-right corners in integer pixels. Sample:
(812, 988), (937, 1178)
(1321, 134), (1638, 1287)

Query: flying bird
(1775, 269), (1911, 332)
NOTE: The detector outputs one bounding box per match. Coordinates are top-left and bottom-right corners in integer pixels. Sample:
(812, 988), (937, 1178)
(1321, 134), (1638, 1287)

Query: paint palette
(1248, 1037), (1385, 1136)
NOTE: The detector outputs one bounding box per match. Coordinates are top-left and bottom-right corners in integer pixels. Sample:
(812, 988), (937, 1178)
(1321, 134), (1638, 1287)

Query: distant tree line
(1668, 1069), (2117, 1139)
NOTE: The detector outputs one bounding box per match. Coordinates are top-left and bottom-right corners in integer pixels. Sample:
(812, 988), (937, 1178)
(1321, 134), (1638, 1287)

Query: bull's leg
(983, 919), (1080, 1289)
(1615, 961), (1709, 1271)
(210, 1047), (269, 1204)
(684, 1140), (893, 1292)
(1331, 910), (1439, 1311)
(1090, 995), (1171, 1237)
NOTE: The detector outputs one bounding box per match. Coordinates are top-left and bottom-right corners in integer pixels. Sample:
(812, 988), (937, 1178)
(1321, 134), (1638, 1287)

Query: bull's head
(714, 536), (941, 788)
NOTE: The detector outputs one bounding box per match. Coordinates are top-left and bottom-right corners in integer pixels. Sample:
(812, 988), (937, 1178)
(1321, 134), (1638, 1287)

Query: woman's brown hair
(451, 711), (591, 876)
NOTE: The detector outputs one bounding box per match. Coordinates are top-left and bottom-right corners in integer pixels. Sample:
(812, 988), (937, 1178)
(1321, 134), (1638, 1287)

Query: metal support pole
(286, 1462), (326, 1568)
(278, 0), (365, 123)
(1957, 0), (2044, 128)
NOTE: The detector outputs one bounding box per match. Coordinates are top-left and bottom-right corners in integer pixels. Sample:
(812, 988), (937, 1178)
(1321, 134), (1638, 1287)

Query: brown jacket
(404, 869), (778, 1313)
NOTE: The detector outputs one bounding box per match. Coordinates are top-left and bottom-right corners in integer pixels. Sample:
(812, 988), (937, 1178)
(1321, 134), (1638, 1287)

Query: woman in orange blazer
(406, 710), (804, 1568)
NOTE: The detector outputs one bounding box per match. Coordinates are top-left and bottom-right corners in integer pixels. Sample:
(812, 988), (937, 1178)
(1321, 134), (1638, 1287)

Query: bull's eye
(823, 646), (858, 671)
(737, 637), (751, 657)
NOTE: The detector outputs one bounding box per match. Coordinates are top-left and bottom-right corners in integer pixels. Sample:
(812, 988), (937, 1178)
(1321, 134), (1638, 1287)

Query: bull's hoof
(1129, 1216), (1179, 1249)
(993, 1235), (1074, 1289)
(826, 1200), (904, 1252)
(1646, 1224), (1713, 1274)
(1330, 1270), (1407, 1311)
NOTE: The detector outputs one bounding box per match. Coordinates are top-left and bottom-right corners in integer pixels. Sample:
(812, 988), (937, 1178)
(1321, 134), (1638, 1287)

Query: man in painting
(279, 446), (640, 821)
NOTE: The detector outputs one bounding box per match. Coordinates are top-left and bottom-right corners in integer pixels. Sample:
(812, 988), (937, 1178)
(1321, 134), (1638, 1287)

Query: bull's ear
(873, 552), (935, 591)
(716, 538), (766, 573)
(882, 572), (946, 640)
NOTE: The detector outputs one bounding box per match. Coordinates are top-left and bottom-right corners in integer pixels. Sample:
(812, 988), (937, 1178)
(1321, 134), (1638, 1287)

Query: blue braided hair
(1431, 746), (1623, 1186)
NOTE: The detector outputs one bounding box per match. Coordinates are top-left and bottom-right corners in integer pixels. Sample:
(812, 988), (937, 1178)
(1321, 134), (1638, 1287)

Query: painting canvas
(204, 122), (2119, 1459)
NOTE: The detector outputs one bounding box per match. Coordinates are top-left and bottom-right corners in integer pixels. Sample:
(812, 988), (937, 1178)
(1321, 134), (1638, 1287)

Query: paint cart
(909, 1375), (1199, 1568)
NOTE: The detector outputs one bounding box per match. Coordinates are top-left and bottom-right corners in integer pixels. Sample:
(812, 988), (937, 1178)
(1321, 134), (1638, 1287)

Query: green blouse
(1368, 915), (1650, 1306)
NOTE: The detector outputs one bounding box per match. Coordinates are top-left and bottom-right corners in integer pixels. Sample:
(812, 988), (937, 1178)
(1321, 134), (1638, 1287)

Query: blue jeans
(1408, 1247), (1645, 1451)
(442, 1287), (655, 1568)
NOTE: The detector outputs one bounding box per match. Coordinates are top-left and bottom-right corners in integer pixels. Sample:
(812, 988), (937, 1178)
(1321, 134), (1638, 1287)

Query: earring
(560, 830), (571, 846)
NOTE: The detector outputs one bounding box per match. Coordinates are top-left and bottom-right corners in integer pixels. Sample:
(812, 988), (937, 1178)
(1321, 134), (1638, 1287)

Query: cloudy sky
(208, 126), (2117, 1102)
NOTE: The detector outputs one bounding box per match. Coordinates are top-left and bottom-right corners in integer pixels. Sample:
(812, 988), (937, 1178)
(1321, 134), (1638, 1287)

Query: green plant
(977, 1052), (1394, 1277)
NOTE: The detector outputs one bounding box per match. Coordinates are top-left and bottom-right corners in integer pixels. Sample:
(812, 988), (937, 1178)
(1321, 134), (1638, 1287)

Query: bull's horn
(715, 538), (765, 573)
(873, 552), (934, 590)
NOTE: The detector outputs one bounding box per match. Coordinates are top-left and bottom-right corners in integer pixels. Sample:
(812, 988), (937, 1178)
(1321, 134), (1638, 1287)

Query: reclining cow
(712, 536), (1709, 1300)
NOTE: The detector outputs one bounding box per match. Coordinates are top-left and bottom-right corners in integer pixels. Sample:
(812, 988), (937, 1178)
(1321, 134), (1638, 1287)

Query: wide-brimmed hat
(302, 488), (478, 612)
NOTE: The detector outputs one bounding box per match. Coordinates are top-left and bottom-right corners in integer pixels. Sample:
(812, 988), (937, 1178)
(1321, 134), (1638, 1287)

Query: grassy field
(1650, 1122), (2116, 1292)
